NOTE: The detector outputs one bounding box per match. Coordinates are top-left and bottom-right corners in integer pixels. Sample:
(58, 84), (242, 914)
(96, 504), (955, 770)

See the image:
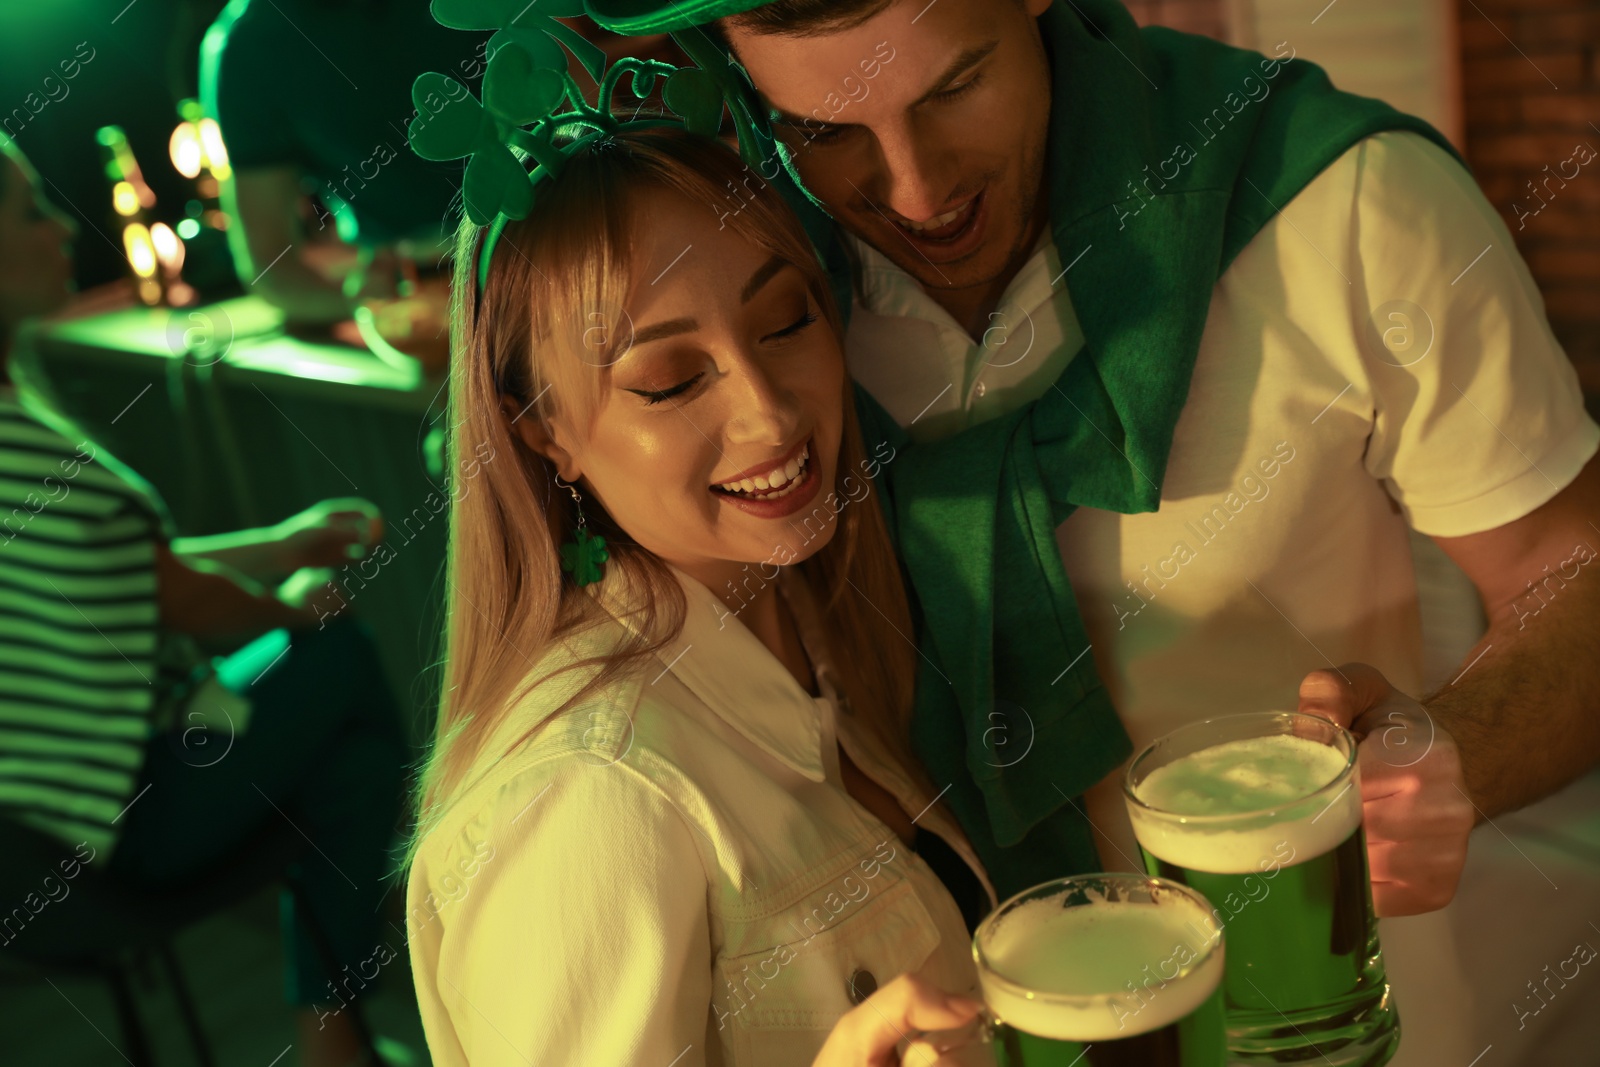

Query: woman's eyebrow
(741, 255), (791, 304)
(628, 317), (697, 346)
(628, 256), (793, 348)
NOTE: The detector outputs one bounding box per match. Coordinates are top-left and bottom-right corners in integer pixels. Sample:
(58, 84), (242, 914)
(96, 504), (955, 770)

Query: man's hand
(273, 497), (383, 573)
(277, 566), (350, 626)
(156, 544), (320, 648)
(1297, 663), (1477, 918)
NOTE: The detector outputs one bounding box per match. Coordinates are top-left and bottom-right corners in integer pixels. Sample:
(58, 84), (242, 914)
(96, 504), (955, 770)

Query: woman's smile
(710, 436), (822, 519)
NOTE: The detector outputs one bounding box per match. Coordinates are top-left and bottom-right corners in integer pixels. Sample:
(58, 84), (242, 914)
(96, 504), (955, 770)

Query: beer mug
(971, 872), (1227, 1066)
(1123, 712), (1399, 1065)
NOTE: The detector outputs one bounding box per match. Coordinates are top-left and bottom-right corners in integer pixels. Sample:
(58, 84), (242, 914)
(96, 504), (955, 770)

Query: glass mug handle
(896, 1010), (1000, 1063)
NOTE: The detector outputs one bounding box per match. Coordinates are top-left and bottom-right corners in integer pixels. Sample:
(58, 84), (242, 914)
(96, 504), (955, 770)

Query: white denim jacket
(407, 563), (998, 1067)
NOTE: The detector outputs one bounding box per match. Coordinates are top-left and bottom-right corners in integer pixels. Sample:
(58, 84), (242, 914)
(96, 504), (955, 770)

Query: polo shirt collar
(587, 562), (827, 783)
(846, 226), (1060, 333)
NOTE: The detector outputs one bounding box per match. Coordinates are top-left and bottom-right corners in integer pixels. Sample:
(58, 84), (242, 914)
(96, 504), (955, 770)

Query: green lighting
(177, 218), (201, 240)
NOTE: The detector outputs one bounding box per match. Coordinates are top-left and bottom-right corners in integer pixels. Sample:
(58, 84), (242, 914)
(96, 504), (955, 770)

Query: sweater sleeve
(409, 755), (714, 1067)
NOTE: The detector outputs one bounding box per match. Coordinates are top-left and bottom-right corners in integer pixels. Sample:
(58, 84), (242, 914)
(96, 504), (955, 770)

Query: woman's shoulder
(407, 678), (716, 925)
(415, 625), (715, 869)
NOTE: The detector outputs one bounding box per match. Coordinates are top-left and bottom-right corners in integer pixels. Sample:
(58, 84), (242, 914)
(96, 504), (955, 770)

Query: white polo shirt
(843, 129), (1600, 1064)
(406, 564), (993, 1067)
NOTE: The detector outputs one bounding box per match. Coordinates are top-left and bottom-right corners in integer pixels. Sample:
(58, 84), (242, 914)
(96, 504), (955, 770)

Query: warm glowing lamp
(169, 122), (202, 179)
(198, 118), (231, 180)
(112, 181), (140, 217)
(150, 222), (185, 273)
(124, 224), (157, 279)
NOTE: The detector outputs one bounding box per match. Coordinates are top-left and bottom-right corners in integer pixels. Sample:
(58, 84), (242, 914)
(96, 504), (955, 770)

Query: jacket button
(847, 968), (877, 1005)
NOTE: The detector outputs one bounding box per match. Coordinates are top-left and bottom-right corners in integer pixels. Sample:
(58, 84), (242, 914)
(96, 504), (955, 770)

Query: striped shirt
(0, 387), (173, 864)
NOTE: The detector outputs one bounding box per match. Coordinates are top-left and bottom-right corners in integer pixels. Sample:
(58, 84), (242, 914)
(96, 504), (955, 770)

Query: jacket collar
(587, 562), (828, 783)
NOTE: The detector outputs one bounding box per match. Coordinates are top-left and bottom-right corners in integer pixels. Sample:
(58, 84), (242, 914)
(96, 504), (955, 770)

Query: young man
(590, 0), (1600, 1058)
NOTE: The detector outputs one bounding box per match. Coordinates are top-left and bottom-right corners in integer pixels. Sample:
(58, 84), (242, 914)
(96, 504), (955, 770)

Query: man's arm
(1426, 447), (1600, 817)
(1299, 449), (1600, 915)
(170, 525), (291, 583)
(156, 542), (323, 649)
(171, 498), (382, 584)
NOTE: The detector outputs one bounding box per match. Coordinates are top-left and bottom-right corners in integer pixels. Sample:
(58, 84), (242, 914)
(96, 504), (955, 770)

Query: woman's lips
(712, 436), (810, 490)
(710, 442), (823, 521)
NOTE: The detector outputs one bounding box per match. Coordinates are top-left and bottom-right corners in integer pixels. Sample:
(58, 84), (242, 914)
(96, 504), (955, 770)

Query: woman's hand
(812, 974), (991, 1067)
(273, 497), (383, 573)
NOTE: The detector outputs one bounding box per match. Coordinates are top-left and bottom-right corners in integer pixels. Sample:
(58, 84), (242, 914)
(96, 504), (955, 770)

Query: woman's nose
(723, 363), (796, 446)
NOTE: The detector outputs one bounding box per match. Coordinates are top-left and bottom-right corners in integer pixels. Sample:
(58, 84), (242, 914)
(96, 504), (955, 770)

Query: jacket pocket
(710, 874), (941, 1066)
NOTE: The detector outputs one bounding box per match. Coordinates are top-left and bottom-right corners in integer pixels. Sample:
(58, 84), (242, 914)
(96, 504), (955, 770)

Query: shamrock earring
(555, 476), (608, 587)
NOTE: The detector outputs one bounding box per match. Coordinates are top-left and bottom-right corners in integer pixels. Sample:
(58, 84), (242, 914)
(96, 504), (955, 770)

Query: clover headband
(406, 0), (774, 295)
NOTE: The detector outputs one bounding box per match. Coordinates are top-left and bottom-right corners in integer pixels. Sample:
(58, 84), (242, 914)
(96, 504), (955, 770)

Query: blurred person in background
(198, 0), (487, 326)
(0, 130), (416, 1067)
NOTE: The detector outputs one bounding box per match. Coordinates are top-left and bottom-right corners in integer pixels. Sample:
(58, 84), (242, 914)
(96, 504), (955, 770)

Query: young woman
(402, 127), (999, 1065)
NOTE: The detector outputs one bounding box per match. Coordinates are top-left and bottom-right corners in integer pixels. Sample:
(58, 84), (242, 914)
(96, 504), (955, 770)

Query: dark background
(3, 0), (240, 290)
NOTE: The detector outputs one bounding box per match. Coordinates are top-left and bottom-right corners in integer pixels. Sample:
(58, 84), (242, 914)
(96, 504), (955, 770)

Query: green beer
(1125, 713), (1399, 1065)
(973, 873), (1227, 1066)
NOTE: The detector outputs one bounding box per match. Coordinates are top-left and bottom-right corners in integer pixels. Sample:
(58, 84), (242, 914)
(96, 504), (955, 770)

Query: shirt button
(972, 380), (987, 399)
(847, 968), (877, 1005)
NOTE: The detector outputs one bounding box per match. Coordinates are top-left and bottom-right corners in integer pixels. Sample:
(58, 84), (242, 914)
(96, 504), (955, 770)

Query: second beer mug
(972, 872), (1227, 1066)
(1123, 711), (1400, 1065)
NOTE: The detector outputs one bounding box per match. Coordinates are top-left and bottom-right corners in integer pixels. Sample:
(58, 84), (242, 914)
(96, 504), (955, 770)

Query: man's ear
(497, 395), (581, 481)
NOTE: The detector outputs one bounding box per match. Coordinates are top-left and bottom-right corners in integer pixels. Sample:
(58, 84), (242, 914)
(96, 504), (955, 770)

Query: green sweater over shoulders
(845, 1), (1465, 901)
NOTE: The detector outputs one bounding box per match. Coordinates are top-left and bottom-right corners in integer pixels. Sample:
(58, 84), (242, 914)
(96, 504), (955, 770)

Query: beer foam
(1130, 734), (1360, 873)
(979, 898), (1223, 1042)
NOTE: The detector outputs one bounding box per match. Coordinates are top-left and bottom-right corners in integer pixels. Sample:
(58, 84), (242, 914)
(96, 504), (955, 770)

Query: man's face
(725, 0), (1054, 298)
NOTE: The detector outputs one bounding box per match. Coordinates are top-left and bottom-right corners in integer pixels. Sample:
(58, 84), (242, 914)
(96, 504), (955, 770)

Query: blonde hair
(400, 127), (922, 873)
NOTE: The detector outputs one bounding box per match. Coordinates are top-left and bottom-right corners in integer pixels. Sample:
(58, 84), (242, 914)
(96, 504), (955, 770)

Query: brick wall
(1121, 0), (1231, 39)
(1126, 0), (1598, 399)
(1461, 0), (1600, 396)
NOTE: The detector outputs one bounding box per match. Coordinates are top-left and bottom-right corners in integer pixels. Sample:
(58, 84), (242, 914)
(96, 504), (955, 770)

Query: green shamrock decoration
(560, 527), (610, 587)
(407, 1), (727, 227)
(431, 0), (607, 83)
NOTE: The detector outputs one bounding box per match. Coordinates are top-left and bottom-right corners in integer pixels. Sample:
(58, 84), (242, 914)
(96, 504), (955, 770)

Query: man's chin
(873, 238), (1015, 296)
